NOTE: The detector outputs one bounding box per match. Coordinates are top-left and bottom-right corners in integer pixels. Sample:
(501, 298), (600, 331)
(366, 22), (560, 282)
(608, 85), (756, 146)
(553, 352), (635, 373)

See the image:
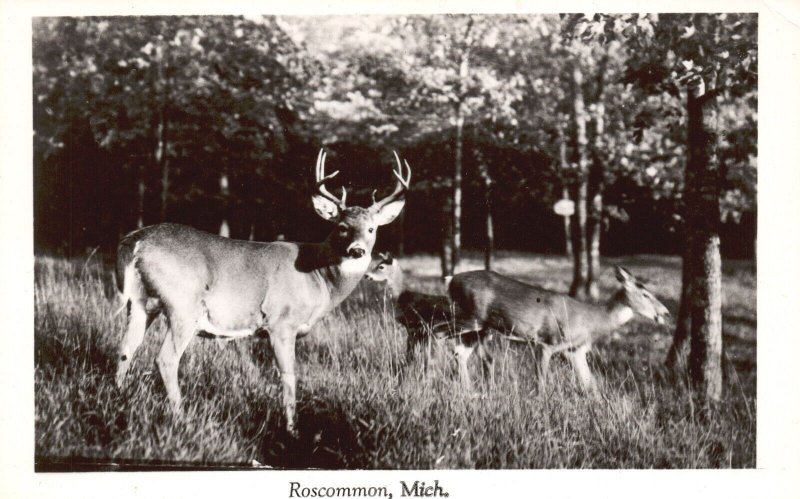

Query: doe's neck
(604, 289), (635, 329)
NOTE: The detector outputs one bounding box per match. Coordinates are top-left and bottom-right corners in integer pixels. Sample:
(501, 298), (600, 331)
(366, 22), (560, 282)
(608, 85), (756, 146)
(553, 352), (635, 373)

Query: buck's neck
(602, 289), (635, 330)
(297, 242), (372, 307)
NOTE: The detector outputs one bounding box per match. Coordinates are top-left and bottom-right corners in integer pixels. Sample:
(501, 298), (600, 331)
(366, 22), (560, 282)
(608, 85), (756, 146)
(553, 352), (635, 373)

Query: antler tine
(315, 148), (346, 208)
(391, 150), (412, 188)
(372, 151), (412, 210)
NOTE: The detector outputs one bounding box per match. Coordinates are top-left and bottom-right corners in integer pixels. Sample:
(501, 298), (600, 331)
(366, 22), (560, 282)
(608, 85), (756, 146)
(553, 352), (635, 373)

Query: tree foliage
(33, 14), (756, 264)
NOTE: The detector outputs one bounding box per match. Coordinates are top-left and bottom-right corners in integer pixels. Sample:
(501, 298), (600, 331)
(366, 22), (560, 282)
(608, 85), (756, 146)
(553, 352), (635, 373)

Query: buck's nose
(348, 247), (366, 258)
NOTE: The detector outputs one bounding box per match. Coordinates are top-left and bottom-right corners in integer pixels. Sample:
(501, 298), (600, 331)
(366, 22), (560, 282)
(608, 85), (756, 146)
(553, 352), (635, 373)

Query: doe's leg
(472, 332), (495, 387)
(453, 340), (476, 392)
(568, 344), (599, 396)
(536, 345), (554, 394)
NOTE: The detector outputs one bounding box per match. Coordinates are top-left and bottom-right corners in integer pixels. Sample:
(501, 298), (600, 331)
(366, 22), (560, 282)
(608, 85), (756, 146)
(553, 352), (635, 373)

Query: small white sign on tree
(554, 198), (575, 217)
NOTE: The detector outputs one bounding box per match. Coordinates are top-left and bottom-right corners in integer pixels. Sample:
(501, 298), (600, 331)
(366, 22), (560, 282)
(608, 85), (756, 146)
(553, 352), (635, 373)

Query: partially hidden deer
(447, 266), (669, 394)
(114, 149), (411, 435)
(364, 254), (493, 388)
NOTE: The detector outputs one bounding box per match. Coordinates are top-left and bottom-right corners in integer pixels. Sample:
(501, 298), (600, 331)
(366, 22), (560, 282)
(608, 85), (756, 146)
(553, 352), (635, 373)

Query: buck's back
(121, 223), (333, 331)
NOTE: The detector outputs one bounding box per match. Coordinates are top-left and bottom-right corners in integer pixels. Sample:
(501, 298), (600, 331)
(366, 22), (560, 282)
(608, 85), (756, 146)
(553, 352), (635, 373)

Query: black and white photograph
(2, 0), (800, 496)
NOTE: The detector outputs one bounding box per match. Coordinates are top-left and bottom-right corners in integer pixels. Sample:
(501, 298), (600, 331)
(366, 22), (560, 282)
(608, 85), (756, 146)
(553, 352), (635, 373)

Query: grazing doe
(364, 254), (493, 387)
(114, 150), (411, 435)
(448, 266), (669, 393)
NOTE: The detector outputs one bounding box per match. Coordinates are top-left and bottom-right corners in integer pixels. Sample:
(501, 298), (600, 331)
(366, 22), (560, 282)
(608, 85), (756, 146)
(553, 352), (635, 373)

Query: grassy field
(34, 251), (756, 469)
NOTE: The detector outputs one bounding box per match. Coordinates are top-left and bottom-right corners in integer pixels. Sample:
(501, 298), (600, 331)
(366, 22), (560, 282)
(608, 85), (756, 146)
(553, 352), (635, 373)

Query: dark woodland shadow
(257, 397), (369, 469)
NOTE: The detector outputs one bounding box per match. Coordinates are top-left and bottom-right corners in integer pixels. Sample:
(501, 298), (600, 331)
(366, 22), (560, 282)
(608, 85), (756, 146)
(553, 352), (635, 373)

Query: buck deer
(447, 266), (669, 394)
(114, 149), (411, 435)
(364, 254), (493, 388)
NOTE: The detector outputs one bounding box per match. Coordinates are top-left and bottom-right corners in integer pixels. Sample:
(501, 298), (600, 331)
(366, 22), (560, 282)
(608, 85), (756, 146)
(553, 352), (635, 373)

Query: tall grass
(34, 252), (756, 469)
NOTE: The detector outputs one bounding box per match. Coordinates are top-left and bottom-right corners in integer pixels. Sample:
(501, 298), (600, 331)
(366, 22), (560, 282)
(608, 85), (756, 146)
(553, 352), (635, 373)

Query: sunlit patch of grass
(34, 252), (756, 469)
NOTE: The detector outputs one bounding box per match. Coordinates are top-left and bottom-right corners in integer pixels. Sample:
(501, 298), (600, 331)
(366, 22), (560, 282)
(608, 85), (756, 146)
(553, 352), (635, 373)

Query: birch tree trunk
(568, 62), (590, 299)
(452, 101), (464, 275)
(585, 100), (605, 300)
(136, 168), (146, 229)
(219, 171), (230, 238)
(476, 157), (494, 271)
(558, 129), (573, 258)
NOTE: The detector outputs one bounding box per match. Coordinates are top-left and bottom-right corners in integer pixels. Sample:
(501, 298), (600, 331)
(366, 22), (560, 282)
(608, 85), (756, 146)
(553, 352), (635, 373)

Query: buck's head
(615, 266), (670, 325)
(312, 150), (411, 263)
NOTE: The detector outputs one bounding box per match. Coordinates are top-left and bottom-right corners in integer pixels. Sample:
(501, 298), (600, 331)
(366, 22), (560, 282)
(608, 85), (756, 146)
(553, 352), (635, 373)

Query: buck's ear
(373, 198), (405, 226)
(615, 266), (634, 284)
(384, 252), (394, 263)
(312, 195), (341, 221)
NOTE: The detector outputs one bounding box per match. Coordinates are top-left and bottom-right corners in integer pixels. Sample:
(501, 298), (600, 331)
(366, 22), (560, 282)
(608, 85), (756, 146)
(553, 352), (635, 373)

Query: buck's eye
(378, 265), (385, 270)
(338, 224), (349, 235)
(368, 227), (375, 233)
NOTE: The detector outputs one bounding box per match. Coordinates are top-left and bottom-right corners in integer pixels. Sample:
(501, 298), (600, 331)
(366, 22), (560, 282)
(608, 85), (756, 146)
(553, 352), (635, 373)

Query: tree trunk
(683, 83), (724, 403)
(558, 132), (573, 259)
(666, 227), (693, 369)
(157, 93), (169, 221)
(136, 166), (146, 229)
(155, 41), (170, 222)
(450, 23), (472, 276)
(477, 160), (494, 271)
(440, 189), (454, 279)
(562, 187), (573, 258)
(569, 181), (589, 298)
(568, 62), (590, 299)
(484, 195), (494, 271)
(452, 102), (465, 275)
(396, 210), (405, 256)
(585, 100), (605, 300)
(219, 171), (230, 238)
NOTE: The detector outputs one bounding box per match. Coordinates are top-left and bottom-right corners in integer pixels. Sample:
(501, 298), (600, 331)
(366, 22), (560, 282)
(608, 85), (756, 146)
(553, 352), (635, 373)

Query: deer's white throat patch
(614, 306), (634, 325)
(340, 254), (371, 275)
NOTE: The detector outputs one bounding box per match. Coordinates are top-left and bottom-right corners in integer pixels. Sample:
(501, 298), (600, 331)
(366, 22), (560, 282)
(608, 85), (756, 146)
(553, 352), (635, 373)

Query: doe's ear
(372, 199), (406, 226)
(312, 195), (341, 221)
(615, 266), (634, 284)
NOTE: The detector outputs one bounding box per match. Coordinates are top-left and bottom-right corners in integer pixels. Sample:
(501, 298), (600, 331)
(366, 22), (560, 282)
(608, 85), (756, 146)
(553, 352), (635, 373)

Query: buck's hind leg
(116, 301), (159, 387)
(116, 264), (159, 388)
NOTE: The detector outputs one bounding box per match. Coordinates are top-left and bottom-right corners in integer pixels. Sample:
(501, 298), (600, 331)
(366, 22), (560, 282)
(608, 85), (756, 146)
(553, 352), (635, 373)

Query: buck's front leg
(271, 328), (299, 437)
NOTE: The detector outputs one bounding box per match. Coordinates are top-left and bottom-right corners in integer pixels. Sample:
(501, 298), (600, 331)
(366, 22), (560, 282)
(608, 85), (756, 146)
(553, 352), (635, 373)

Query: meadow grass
(34, 252), (756, 469)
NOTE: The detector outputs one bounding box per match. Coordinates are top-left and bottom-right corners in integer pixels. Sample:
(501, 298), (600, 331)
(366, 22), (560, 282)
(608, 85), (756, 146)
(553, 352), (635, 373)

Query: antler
(315, 149), (347, 209)
(371, 151), (411, 211)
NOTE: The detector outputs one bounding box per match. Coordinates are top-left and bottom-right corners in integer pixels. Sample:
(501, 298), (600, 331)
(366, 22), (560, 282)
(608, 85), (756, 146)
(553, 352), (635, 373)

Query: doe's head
(365, 252), (398, 282)
(312, 150), (411, 260)
(615, 266), (670, 325)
